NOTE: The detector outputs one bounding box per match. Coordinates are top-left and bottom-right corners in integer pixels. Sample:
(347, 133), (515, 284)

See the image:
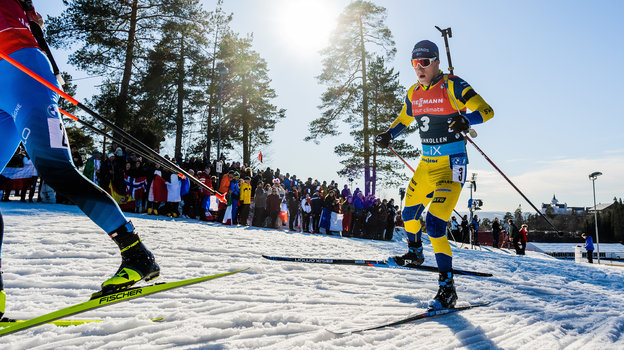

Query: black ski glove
(375, 131), (392, 148)
(449, 114), (470, 133)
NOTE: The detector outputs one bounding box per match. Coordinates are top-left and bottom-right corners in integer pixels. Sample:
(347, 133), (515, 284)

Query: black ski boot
(428, 271), (457, 310)
(392, 240), (425, 266)
(101, 222), (160, 293)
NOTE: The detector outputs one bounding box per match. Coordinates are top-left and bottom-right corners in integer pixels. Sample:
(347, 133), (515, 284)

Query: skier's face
(413, 58), (440, 86)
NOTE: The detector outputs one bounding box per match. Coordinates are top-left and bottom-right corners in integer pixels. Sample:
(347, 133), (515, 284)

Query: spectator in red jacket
(519, 224), (528, 255)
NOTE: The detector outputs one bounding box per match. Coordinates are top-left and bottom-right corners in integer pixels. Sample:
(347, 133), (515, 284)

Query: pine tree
(136, 0), (210, 157)
(220, 33), (285, 165)
(47, 0), (164, 131)
(335, 56), (418, 190)
(200, 0), (232, 160)
(306, 0), (396, 195)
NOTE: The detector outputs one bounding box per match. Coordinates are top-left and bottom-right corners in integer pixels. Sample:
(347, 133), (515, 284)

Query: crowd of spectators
(2, 144), (402, 241)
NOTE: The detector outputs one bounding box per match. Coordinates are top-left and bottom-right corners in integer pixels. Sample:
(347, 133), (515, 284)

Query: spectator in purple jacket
(341, 184), (352, 199)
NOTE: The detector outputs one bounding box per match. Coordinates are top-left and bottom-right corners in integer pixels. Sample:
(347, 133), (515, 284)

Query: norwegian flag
(124, 175), (147, 199)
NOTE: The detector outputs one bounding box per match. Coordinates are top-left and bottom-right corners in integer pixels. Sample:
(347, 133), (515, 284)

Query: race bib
(48, 118), (70, 149)
(449, 154), (468, 184)
(452, 164), (466, 183)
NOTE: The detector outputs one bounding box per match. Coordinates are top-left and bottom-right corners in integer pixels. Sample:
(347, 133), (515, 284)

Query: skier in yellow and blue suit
(375, 40), (493, 310)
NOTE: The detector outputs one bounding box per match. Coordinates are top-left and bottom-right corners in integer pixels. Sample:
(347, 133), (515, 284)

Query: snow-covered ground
(1, 201), (623, 349)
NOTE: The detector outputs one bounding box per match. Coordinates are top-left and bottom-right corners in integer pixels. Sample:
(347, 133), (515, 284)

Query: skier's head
(411, 40), (440, 86)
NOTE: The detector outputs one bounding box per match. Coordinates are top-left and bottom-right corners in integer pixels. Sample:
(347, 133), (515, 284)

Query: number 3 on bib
(452, 165), (466, 184)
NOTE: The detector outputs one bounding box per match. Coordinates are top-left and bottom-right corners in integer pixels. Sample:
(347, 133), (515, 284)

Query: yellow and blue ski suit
(388, 72), (493, 273)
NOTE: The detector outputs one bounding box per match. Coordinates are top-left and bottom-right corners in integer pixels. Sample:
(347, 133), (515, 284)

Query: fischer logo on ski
(98, 288), (143, 304)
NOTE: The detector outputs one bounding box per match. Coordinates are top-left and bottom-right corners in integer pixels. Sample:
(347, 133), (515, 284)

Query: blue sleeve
(464, 110), (484, 125)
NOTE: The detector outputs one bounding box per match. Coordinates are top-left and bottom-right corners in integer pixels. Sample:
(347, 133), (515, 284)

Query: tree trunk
(372, 87), (378, 196)
(175, 34), (185, 157)
(205, 28), (220, 160)
(358, 16), (371, 196)
(114, 0), (139, 131)
(242, 85), (250, 165)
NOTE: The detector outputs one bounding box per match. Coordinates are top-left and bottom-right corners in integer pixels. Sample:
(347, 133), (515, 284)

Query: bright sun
(274, 0), (339, 55)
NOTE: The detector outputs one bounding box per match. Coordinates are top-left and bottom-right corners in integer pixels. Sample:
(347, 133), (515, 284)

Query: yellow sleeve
(387, 84), (419, 138)
(448, 76), (494, 124)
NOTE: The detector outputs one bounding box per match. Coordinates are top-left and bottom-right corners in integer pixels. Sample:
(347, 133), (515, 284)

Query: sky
(35, 0), (624, 213)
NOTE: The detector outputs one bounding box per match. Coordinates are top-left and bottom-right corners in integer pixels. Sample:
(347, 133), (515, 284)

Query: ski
(0, 317), (165, 328)
(262, 255), (492, 277)
(0, 318), (101, 328)
(329, 301), (490, 335)
(0, 268), (249, 337)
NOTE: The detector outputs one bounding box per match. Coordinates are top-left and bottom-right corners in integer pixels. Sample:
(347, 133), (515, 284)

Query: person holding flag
(375, 39), (494, 310)
(0, 0), (159, 319)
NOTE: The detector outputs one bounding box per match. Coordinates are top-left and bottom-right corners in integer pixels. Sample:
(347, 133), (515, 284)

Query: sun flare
(274, 0), (339, 55)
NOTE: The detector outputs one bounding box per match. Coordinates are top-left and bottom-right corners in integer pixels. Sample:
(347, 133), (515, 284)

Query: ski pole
(58, 108), (187, 178)
(435, 26), (454, 75)
(28, 20), (65, 86)
(463, 135), (560, 233)
(388, 146), (415, 173)
(0, 49), (226, 202)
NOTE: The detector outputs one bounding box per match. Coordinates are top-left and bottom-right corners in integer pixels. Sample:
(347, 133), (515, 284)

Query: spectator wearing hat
(581, 233), (595, 263)
(238, 176), (252, 225)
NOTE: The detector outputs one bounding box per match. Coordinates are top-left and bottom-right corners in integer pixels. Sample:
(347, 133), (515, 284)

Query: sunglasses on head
(411, 57), (437, 68)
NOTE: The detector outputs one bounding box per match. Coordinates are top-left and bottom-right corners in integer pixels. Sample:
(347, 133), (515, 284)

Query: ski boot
(100, 222), (160, 295)
(428, 271), (457, 311)
(392, 240), (425, 267)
